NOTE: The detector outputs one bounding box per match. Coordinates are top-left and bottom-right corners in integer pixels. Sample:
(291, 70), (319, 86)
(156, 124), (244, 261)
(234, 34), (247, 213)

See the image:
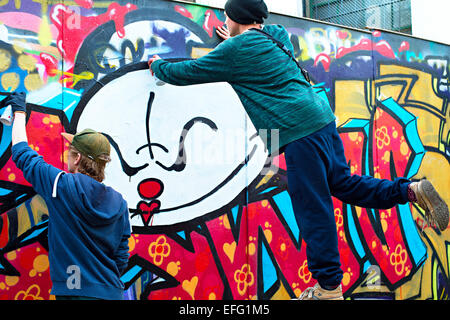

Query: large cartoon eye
(153, 117), (218, 172)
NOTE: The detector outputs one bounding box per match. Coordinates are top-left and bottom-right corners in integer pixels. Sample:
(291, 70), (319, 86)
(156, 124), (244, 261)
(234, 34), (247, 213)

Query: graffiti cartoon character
(74, 64), (268, 229)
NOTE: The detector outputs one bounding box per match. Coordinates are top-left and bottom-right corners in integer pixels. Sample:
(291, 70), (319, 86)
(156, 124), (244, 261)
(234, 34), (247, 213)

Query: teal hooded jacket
(151, 24), (336, 154)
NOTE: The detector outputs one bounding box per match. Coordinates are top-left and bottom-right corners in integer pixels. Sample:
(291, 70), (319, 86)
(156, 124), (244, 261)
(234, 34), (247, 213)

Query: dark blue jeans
(284, 121), (411, 288)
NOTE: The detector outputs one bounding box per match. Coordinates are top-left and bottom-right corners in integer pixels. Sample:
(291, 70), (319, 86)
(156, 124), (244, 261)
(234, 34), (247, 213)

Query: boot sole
(419, 180), (449, 231)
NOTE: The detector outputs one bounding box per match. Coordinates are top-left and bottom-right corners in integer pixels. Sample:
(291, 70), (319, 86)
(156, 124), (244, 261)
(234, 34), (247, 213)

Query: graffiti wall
(0, 0), (448, 300)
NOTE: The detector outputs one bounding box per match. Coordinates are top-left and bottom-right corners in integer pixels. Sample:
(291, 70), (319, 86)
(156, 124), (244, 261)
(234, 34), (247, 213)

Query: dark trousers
(284, 121), (411, 288)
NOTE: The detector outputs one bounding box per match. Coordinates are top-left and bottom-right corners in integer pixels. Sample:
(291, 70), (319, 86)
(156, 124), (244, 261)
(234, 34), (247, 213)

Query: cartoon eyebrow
(102, 133), (149, 177)
(136, 142), (169, 155)
(155, 117), (218, 172)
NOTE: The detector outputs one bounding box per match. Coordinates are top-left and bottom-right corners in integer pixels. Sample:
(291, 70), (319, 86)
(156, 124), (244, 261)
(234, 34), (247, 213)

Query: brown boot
(409, 180), (449, 231)
(295, 283), (344, 300)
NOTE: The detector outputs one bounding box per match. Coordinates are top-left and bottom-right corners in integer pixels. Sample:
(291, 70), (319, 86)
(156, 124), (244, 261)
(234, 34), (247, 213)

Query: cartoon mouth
(136, 178), (164, 226)
(137, 200), (161, 226)
(131, 142), (259, 228)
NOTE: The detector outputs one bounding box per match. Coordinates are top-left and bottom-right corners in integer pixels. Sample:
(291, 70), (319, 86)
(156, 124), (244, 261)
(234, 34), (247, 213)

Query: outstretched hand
(216, 25), (230, 40)
(148, 55), (161, 76)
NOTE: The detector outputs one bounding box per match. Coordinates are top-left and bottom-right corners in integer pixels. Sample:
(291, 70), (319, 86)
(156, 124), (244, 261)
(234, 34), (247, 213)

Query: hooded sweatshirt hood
(67, 173), (127, 226)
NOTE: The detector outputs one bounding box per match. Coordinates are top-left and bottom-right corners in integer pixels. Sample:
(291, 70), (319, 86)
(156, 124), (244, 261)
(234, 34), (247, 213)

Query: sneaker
(295, 283), (343, 300)
(409, 179), (449, 232)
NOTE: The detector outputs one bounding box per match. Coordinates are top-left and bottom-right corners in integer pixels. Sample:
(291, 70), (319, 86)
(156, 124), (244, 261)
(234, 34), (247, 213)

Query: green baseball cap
(61, 128), (111, 162)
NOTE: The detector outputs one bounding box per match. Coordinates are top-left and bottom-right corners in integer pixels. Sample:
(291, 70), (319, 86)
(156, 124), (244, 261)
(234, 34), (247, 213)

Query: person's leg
(284, 126), (342, 290)
(327, 122), (448, 231)
(327, 122), (411, 209)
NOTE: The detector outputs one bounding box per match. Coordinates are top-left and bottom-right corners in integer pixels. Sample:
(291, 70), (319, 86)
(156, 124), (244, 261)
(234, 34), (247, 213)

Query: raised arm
(2, 92), (28, 146)
(7, 92), (63, 198)
(148, 39), (236, 86)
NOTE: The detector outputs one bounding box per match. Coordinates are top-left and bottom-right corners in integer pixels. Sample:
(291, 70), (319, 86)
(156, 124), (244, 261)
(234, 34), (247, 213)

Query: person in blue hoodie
(5, 91), (131, 300)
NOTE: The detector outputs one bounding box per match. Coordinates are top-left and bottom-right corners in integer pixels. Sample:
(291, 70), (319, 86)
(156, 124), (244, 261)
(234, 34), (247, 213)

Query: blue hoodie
(12, 142), (131, 300)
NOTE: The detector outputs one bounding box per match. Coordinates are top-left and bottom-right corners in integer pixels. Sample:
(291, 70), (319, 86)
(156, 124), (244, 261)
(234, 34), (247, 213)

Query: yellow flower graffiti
(390, 244), (408, 276)
(334, 207), (344, 229)
(375, 126), (391, 149)
(14, 284), (43, 300)
(298, 260), (312, 283)
(148, 236), (171, 266)
(234, 264), (255, 296)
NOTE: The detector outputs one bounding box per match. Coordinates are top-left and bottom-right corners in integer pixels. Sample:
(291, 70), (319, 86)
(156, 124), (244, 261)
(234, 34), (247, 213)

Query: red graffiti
(336, 30), (349, 40)
(372, 30), (381, 37)
(203, 9), (224, 37)
(0, 215), (9, 248)
(399, 41), (410, 52)
(141, 232), (224, 300)
(332, 197), (361, 291)
(138, 201), (160, 226)
(314, 53), (331, 72)
(174, 5), (193, 19)
(374, 40), (397, 59)
(136, 199), (312, 300)
(138, 202), (160, 215)
(337, 38), (396, 59)
(74, 0), (94, 9)
(50, 2), (137, 68)
(273, 154), (286, 171)
(39, 53), (58, 77)
(138, 179), (163, 199)
(137, 179), (163, 225)
(0, 111), (64, 191)
(0, 242), (51, 300)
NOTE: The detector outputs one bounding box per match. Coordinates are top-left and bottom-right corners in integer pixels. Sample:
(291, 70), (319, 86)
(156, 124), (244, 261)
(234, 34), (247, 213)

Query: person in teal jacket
(149, 0), (449, 300)
(150, 12), (334, 155)
(4, 92), (131, 300)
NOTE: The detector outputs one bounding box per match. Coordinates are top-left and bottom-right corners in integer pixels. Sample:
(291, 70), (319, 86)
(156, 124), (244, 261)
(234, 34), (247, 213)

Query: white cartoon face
(76, 67), (268, 228)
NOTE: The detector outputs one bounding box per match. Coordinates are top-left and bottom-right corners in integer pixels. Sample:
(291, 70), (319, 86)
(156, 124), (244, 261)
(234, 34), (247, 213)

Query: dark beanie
(225, 0), (269, 25)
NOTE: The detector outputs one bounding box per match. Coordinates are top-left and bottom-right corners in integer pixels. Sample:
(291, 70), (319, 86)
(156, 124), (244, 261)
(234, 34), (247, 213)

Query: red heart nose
(138, 201), (160, 214)
(138, 178), (164, 199)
